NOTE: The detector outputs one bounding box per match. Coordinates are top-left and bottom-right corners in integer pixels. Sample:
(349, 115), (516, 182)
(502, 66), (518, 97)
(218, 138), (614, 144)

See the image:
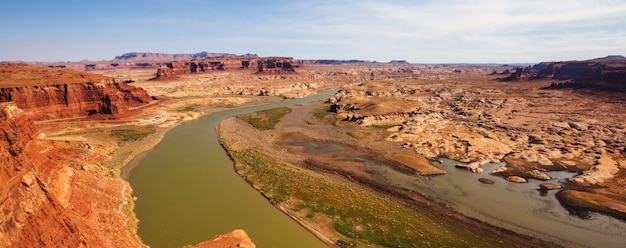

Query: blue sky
(1, 0), (625, 63)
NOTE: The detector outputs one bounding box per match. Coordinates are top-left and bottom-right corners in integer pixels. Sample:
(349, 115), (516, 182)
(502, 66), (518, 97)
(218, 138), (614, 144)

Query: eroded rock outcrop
(0, 64), (153, 120)
(1, 66), (147, 247)
(329, 74), (626, 188)
(504, 56), (626, 91)
(155, 55), (297, 79)
(1, 102), (146, 247)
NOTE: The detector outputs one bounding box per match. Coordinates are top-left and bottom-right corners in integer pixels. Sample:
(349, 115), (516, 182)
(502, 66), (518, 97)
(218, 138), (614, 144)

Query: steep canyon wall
(0, 65), (149, 247)
(0, 64), (153, 120)
(0, 103), (88, 247)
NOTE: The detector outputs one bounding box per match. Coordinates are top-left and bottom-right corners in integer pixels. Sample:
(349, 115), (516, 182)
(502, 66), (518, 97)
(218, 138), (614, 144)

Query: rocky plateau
(328, 62), (626, 219)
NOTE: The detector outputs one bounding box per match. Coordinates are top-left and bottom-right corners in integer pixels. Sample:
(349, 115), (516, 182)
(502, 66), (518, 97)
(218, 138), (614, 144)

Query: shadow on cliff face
(542, 79), (626, 92)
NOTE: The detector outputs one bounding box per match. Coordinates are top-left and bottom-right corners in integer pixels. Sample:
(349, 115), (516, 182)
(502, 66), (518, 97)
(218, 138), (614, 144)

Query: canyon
(0, 101), (144, 247)
(1, 54), (625, 247)
(0, 60), (352, 247)
(0, 64), (155, 247)
(0, 64), (154, 121)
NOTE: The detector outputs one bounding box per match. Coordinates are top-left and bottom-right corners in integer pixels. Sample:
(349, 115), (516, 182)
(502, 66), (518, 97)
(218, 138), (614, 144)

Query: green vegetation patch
(311, 103), (337, 125)
(179, 105), (197, 112)
(369, 124), (396, 130)
(237, 107), (292, 130)
(225, 147), (509, 247)
(107, 125), (156, 144)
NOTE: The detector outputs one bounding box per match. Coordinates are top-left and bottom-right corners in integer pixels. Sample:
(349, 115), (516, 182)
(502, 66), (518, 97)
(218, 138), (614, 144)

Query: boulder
(506, 175), (528, 183)
(539, 183), (562, 190)
(527, 169), (551, 181)
(478, 178), (495, 184)
(490, 166), (509, 174)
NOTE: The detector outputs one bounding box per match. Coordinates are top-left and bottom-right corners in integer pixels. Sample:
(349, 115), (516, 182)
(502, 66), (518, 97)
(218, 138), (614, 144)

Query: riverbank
(30, 94), (289, 247)
(216, 100), (557, 247)
(117, 96), (286, 179)
(127, 90), (342, 247)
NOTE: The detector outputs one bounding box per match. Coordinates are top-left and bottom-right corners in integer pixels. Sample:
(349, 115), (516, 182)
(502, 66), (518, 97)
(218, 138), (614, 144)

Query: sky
(1, 0), (625, 63)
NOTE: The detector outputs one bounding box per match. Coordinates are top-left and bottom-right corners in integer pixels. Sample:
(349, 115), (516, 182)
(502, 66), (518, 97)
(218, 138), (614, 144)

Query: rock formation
(0, 102), (85, 247)
(501, 56), (626, 91)
(0, 102), (146, 247)
(191, 229), (256, 248)
(0, 64), (153, 121)
(500, 67), (526, 81)
(155, 55), (297, 79)
(328, 70), (626, 182)
(324, 66), (626, 221)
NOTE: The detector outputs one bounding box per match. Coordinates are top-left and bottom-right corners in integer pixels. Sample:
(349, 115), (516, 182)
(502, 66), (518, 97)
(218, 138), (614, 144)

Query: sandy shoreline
(120, 132), (167, 179)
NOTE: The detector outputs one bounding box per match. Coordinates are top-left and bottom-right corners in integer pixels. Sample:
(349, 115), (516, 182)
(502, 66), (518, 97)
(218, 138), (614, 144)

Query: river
(127, 90), (338, 248)
(128, 89), (626, 248)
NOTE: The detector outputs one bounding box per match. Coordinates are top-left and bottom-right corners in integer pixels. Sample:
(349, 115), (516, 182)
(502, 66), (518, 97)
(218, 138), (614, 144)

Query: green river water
(127, 90), (337, 248)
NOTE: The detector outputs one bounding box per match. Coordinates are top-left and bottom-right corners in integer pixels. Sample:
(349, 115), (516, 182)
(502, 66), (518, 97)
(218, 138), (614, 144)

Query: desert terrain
(2, 54), (625, 247)
(218, 59), (626, 246)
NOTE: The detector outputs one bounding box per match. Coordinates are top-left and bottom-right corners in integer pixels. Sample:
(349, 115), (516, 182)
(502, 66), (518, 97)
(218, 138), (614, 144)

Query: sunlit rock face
(0, 64), (153, 121)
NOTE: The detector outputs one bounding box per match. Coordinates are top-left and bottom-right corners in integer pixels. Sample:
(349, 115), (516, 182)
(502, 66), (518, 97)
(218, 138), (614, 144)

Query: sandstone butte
(155, 55), (297, 79)
(502, 55), (626, 91)
(0, 64), (255, 247)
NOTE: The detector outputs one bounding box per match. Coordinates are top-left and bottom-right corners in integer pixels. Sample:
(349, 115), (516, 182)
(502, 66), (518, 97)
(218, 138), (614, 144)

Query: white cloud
(279, 0), (626, 62)
(3, 0), (625, 62)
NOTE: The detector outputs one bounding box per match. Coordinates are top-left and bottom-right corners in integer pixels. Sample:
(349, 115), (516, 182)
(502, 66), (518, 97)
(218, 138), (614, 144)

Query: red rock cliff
(0, 64), (147, 247)
(0, 102), (88, 247)
(1, 102), (146, 247)
(0, 64), (153, 120)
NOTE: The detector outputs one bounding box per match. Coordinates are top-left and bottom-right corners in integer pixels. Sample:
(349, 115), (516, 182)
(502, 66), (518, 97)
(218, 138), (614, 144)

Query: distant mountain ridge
(591, 55), (626, 61)
(113, 51), (230, 62)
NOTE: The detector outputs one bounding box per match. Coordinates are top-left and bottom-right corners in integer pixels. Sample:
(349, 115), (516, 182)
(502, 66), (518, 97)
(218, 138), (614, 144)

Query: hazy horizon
(1, 1), (625, 63)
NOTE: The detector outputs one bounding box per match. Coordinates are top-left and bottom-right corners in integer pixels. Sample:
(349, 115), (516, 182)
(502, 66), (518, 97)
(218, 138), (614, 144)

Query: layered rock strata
(0, 102), (145, 247)
(155, 55), (297, 79)
(507, 56), (626, 91)
(0, 64), (153, 121)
